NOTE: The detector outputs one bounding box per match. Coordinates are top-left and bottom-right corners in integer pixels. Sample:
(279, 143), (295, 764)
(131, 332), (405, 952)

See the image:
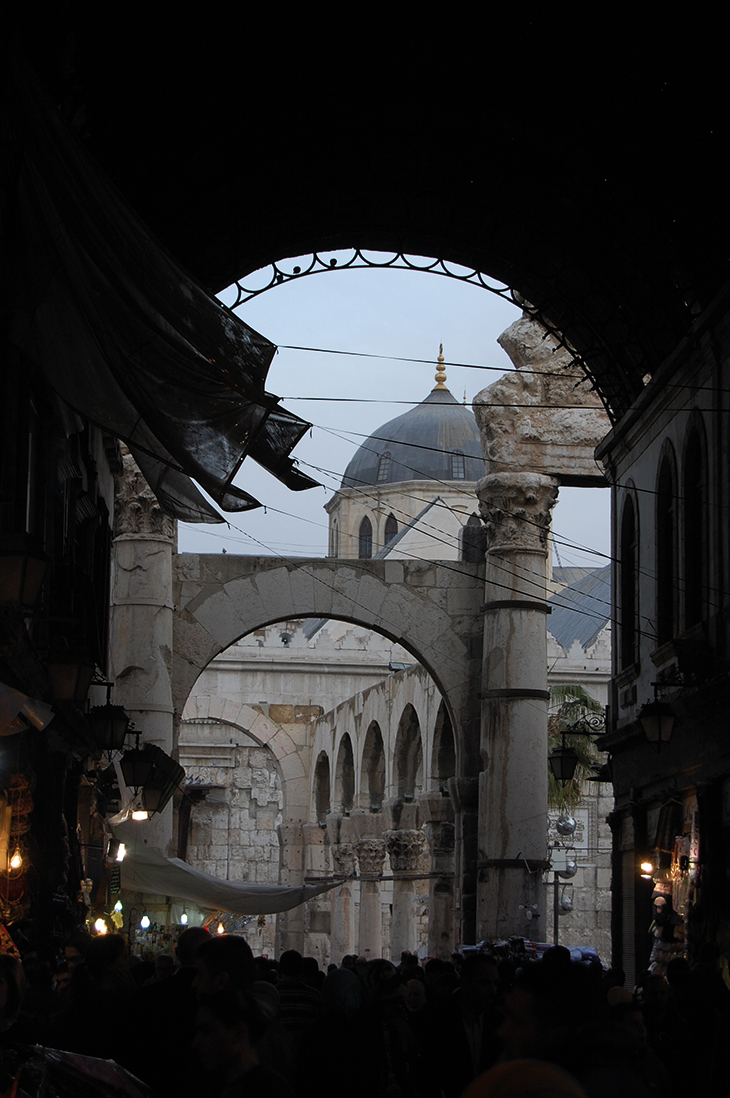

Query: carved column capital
(114, 447), (175, 540)
(332, 842), (357, 876)
(476, 472), (558, 554)
(356, 838), (386, 878)
(385, 829), (426, 873)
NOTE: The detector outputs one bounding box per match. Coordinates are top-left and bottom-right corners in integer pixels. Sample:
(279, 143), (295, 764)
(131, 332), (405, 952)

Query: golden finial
(434, 344), (447, 390)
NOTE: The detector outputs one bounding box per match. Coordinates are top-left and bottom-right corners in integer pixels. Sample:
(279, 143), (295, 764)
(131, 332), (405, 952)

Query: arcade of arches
(112, 315), (612, 959)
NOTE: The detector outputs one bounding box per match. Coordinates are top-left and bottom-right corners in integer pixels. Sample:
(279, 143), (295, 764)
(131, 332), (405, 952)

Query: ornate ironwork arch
(227, 249), (619, 422)
(229, 249), (521, 309)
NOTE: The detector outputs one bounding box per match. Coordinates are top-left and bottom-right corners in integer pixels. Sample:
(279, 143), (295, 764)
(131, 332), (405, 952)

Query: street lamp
(548, 712), (606, 786)
(638, 695), (675, 752)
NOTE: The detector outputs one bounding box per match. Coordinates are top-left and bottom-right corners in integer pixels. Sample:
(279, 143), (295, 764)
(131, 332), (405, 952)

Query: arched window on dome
(384, 513), (398, 546)
(358, 516), (373, 559)
(451, 450), (466, 479)
(377, 452), (391, 483)
(329, 517), (339, 558)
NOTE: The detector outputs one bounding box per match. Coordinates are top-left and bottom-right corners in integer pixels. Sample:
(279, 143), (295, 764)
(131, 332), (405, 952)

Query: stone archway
(173, 556), (483, 775)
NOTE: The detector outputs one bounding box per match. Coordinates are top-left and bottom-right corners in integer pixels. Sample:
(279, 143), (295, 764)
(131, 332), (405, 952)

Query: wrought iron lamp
(638, 695), (675, 752)
(548, 711), (606, 786)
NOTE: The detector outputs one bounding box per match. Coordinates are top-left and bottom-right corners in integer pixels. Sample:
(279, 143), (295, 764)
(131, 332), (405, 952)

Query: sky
(177, 256), (611, 569)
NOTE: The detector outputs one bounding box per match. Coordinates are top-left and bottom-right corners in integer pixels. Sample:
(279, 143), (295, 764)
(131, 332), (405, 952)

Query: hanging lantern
(87, 704), (131, 752)
(548, 744), (579, 785)
(556, 815), (577, 836)
(46, 651), (96, 704)
(638, 699), (675, 750)
(120, 746), (155, 792)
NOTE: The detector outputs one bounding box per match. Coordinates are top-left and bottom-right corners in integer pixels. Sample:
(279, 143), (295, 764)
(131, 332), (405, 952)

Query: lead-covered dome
(341, 385), (484, 489)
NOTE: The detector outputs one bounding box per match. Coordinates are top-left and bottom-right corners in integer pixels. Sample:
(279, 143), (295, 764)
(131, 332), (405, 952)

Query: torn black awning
(6, 56), (317, 523)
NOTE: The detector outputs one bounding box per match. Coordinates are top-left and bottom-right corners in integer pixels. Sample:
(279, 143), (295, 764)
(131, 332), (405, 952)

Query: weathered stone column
(476, 472), (557, 941)
(356, 838), (385, 958)
(385, 829), (425, 960)
(420, 794), (456, 960)
(275, 821), (308, 954)
(111, 450), (175, 855)
(331, 842), (357, 962)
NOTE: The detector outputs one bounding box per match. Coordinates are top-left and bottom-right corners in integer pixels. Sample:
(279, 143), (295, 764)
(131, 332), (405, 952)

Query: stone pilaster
(111, 448), (176, 855)
(420, 793), (456, 960)
(476, 472), (557, 941)
(356, 838), (385, 958)
(385, 829), (426, 961)
(331, 842), (357, 962)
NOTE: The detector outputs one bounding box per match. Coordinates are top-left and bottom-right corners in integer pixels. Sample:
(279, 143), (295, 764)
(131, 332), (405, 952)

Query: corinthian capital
(356, 839), (386, 878)
(385, 829), (426, 873)
(476, 472), (558, 553)
(114, 447), (175, 540)
(332, 843), (357, 876)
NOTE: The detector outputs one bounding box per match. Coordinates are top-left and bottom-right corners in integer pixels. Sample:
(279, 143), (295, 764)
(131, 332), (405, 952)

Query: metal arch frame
(227, 249), (620, 423)
(229, 249), (523, 309)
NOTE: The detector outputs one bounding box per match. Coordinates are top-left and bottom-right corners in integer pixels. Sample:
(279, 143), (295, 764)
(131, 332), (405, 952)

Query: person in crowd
(127, 925), (210, 1098)
(196, 934), (256, 995)
(63, 931), (91, 976)
(418, 952), (504, 1098)
(50, 932), (134, 1063)
(275, 950), (322, 1038)
(462, 1059), (588, 1098)
(194, 988), (294, 1098)
(296, 966), (370, 1098)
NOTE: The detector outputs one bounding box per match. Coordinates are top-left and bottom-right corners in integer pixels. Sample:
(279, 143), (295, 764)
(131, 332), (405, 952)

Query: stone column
(356, 838), (385, 958)
(111, 449), (175, 855)
(331, 843), (357, 962)
(420, 794), (456, 960)
(275, 822), (308, 954)
(476, 472), (557, 941)
(385, 829), (425, 961)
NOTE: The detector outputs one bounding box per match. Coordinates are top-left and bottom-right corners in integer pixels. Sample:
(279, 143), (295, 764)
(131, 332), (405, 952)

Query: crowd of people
(0, 929), (727, 1097)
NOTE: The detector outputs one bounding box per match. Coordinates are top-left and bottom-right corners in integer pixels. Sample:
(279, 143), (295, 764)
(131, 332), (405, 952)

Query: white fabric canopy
(116, 828), (342, 915)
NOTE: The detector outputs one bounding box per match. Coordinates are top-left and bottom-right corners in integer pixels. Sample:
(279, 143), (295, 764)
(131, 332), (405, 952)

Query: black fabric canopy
(6, 57), (317, 523)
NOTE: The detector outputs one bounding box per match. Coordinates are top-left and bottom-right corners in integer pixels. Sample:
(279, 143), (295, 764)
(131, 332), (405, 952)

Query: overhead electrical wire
(277, 344), (729, 397)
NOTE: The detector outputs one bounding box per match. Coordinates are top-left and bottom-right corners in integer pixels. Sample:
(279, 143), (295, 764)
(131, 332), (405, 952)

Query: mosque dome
(340, 348), (484, 489)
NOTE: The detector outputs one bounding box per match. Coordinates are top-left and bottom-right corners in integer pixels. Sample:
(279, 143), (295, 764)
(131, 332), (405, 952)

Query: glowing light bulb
(217, 922), (225, 935)
(94, 918), (108, 934)
(180, 912), (188, 925)
(131, 809), (149, 821)
(116, 842), (126, 862)
(140, 915), (150, 929)
(113, 900), (123, 913)
(640, 861), (654, 878)
(9, 850), (22, 870)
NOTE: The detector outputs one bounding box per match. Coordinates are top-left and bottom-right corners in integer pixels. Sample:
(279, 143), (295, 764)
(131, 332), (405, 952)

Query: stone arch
(394, 703), (423, 802)
(172, 557), (483, 780)
(431, 700), (456, 789)
(334, 733), (355, 814)
(180, 694), (307, 816)
(314, 751), (331, 826)
(177, 715), (284, 880)
(361, 721), (385, 811)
